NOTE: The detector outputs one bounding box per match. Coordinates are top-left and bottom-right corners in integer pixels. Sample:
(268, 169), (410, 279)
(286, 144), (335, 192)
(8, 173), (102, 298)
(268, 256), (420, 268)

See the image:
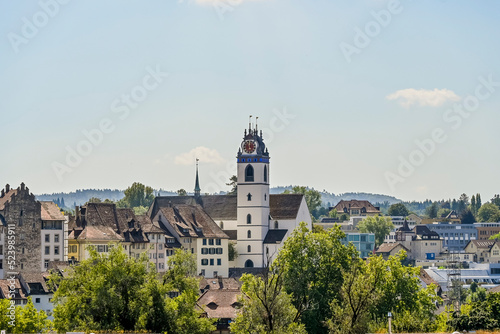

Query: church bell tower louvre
(235, 116), (270, 268)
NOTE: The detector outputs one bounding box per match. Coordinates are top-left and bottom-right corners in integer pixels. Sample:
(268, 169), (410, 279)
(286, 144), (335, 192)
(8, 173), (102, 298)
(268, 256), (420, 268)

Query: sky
(1, 0), (499, 202)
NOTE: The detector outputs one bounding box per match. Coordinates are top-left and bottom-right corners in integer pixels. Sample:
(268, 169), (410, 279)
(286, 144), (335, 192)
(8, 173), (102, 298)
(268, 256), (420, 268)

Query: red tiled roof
(197, 289), (242, 319)
(76, 225), (123, 241)
(334, 200), (381, 214)
(375, 242), (408, 254)
(40, 201), (65, 221)
(0, 189), (17, 211)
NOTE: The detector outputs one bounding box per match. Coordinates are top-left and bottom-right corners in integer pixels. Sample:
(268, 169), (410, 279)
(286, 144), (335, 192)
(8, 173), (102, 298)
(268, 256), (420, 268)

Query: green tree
(13, 298), (52, 333)
(476, 193), (482, 210)
(284, 186), (322, 218)
(86, 197), (102, 203)
(117, 182), (155, 209)
(478, 203), (500, 222)
(328, 208), (338, 219)
(275, 223), (358, 334)
(492, 194), (500, 208)
(460, 209), (476, 224)
(357, 216), (394, 247)
(50, 245), (213, 333)
(228, 241), (238, 261)
(226, 175), (237, 195)
(387, 203), (409, 217)
(327, 257), (385, 334)
(425, 202), (439, 219)
(177, 188), (187, 196)
(369, 252), (440, 333)
(458, 193), (470, 214)
(471, 195), (477, 215)
(231, 271), (306, 334)
(133, 205), (148, 215)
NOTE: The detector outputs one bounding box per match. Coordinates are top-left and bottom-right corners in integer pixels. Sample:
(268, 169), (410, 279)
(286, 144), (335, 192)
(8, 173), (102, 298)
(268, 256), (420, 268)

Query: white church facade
(147, 122), (312, 276)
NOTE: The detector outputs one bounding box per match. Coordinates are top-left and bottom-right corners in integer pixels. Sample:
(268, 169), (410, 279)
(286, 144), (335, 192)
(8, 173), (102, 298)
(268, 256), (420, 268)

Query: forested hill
(37, 186), (401, 210)
(36, 189), (177, 209)
(270, 186), (401, 207)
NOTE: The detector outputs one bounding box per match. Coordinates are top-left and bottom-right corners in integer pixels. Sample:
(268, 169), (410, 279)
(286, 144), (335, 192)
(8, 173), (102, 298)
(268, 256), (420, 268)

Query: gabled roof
(446, 210), (460, 219)
(263, 230), (288, 244)
(40, 201), (65, 221)
(269, 194), (304, 220)
(334, 200), (381, 214)
(413, 225), (440, 237)
(71, 225), (123, 241)
(136, 215), (164, 233)
(0, 278), (26, 300)
(466, 240), (497, 250)
(0, 188), (17, 211)
(21, 272), (50, 294)
(72, 203), (148, 243)
(149, 193), (306, 222)
(375, 242), (408, 254)
(197, 289), (242, 319)
(157, 205), (228, 239)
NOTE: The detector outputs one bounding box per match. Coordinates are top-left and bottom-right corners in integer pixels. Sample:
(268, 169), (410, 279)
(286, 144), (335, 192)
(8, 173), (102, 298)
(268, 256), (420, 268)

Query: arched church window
(275, 221), (279, 229)
(247, 214), (251, 224)
(247, 230), (251, 238)
(245, 165), (254, 182)
(245, 260), (254, 268)
(264, 165), (268, 183)
(247, 193), (252, 201)
(248, 245), (251, 253)
(220, 221), (224, 229)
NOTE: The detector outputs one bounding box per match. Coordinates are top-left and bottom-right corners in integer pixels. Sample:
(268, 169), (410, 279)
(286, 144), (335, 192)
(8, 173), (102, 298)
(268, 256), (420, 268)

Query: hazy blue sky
(1, 0), (499, 201)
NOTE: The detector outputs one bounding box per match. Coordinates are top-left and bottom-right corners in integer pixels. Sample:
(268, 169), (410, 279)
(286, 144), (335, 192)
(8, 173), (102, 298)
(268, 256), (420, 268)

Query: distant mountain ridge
(270, 186), (402, 207)
(36, 186), (401, 209)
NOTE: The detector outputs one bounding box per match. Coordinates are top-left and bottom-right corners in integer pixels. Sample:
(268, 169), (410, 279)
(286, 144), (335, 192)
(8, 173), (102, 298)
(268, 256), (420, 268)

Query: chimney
(75, 206), (80, 221)
(5, 184), (10, 193)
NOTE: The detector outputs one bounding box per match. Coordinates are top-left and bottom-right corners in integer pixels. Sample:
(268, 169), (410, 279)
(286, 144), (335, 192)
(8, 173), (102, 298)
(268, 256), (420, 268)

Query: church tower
(236, 118), (270, 268)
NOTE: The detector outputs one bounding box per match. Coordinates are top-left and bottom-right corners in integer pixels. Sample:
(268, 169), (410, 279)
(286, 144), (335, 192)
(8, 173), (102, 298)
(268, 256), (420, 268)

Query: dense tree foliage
(387, 203), (409, 216)
(425, 202), (439, 218)
(478, 203), (500, 222)
(50, 246), (214, 333)
(0, 298), (52, 333)
(357, 215), (394, 247)
(275, 223), (358, 333)
(231, 271), (306, 334)
(116, 182), (155, 209)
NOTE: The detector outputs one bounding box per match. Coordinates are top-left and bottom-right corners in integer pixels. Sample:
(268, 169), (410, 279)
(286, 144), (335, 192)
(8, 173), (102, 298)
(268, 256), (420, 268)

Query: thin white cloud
(174, 146), (225, 166)
(386, 88), (461, 108)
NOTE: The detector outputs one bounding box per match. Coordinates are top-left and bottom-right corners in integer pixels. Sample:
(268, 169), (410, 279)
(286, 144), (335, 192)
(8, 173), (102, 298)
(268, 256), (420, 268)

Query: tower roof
(194, 159), (201, 196)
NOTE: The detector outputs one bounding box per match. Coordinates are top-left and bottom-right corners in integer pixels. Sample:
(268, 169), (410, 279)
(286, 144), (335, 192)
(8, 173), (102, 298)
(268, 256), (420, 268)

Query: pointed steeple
(194, 158), (201, 197)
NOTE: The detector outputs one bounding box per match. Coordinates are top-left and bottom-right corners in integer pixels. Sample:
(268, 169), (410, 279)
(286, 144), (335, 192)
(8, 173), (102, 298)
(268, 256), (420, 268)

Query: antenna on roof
(255, 116), (258, 132)
(249, 115), (252, 131)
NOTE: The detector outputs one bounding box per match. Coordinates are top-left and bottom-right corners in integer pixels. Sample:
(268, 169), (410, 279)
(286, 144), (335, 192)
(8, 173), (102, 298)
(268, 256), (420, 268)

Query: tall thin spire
(249, 115), (253, 131)
(194, 158), (201, 197)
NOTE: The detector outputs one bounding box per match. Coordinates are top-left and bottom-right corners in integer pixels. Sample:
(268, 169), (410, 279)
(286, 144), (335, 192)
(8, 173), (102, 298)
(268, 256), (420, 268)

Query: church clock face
(243, 140), (256, 154)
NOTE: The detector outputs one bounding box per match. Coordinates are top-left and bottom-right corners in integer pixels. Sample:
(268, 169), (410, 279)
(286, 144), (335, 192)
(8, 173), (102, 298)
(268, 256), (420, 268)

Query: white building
(148, 122), (312, 272)
(40, 201), (67, 271)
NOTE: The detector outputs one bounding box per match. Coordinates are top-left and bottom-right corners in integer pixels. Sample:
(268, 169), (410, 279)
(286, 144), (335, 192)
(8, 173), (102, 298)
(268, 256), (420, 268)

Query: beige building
(152, 204), (229, 278)
(332, 200), (381, 217)
(464, 240), (500, 263)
